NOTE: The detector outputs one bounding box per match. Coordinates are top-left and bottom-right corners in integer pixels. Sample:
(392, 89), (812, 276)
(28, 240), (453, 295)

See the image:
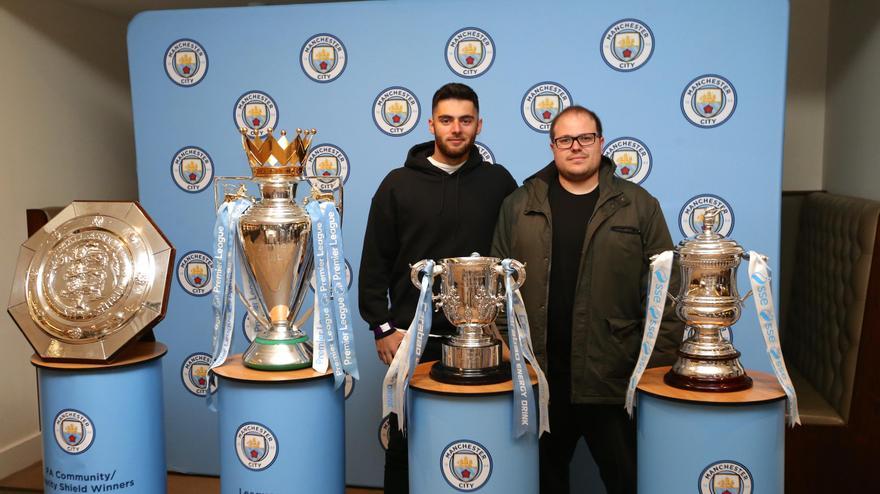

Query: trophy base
(663, 370), (753, 392)
(242, 335), (313, 371)
(429, 361), (511, 385)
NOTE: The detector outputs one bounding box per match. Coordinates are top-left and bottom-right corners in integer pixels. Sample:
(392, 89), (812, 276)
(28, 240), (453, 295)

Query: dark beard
(435, 136), (474, 162)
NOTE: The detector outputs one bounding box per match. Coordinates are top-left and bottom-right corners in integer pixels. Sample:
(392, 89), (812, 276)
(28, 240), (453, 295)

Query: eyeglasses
(552, 133), (600, 149)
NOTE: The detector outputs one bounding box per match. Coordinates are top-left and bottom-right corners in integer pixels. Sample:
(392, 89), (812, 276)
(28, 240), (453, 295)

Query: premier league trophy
(410, 254), (525, 384)
(664, 208), (753, 391)
(214, 127), (340, 371)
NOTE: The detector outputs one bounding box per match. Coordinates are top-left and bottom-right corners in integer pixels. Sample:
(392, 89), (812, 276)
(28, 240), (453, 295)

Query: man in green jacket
(491, 105), (682, 494)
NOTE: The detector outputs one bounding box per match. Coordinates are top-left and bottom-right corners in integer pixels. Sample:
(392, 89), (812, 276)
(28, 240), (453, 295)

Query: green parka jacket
(491, 157), (684, 404)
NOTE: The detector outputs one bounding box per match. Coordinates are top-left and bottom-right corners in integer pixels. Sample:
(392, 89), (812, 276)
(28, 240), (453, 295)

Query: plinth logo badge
(177, 251), (213, 296)
(445, 27), (496, 78)
(171, 146), (213, 193)
(301, 33), (347, 83)
(601, 19), (654, 71)
(441, 440), (493, 491)
(305, 144), (350, 193)
(681, 75), (737, 128)
(165, 39), (208, 86)
(234, 91), (279, 137)
(475, 142), (495, 164)
(603, 137), (652, 184)
(679, 194), (735, 238)
(373, 87), (420, 136)
(699, 460), (753, 494)
(181, 352), (215, 396)
(54, 409), (95, 454)
(236, 422), (279, 470)
(521, 82), (572, 133)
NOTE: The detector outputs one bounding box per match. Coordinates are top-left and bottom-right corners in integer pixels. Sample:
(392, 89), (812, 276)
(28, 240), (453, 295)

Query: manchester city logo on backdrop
(373, 87), (420, 136)
(164, 39), (208, 86)
(378, 416), (391, 451)
(601, 19), (654, 71)
(521, 82), (572, 133)
(441, 440), (493, 491)
(603, 137), (652, 184)
(170, 146), (213, 193)
(177, 251), (213, 296)
(236, 422), (279, 471)
(234, 91), (279, 137)
(54, 409), (95, 454)
(242, 313), (258, 343)
(300, 33), (347, 83)
(305, 144), (350, 193)
(681, 75), (737, 128)
(445, 27), (495, 78)
(679, 194), (735, 238)
(699, 460), (753, 494)
(310, 258), (353, 292)
(475, 141), (495, 164)
(181, 352), (216, 396)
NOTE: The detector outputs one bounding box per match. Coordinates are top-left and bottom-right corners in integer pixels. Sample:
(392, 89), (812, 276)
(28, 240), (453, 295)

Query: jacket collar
(522, 155), (623, 215)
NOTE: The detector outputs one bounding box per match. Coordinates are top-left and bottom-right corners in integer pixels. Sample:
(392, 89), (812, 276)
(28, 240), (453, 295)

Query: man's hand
(375, 330), (405, 365)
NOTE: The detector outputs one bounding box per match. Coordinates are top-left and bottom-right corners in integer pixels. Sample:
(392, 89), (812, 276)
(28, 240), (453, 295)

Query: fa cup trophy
(213, 127), (340, 371)
(410, 254), (525, 384)
(664, 208), (753, 391)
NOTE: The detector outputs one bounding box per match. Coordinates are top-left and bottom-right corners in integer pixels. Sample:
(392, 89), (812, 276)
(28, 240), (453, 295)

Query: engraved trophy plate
(8, 202), (174, 361)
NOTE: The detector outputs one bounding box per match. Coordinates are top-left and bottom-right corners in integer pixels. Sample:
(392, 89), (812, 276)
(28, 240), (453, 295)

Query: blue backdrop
(127, 0), (789, 488)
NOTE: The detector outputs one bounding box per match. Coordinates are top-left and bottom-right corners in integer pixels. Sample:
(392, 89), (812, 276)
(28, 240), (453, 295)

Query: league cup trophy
(214, 127), (341, 371)
(664, 208), (753, 391)
(410, 254), (525, 384)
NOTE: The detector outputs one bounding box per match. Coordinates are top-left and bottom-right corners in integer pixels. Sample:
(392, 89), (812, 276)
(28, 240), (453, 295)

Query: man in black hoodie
(359, 83), (517, 493)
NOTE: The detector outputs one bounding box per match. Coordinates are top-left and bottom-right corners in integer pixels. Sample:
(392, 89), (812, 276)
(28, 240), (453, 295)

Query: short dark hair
(549, 105), (603, 140)
(432, 83), (479, 112)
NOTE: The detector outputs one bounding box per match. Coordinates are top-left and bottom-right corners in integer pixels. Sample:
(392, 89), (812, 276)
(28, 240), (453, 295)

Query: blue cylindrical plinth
(408, 363), (539, 494)
(637, 367), (786, 493)
(34, 343), (167, 494)
(214, 355), (344, 494)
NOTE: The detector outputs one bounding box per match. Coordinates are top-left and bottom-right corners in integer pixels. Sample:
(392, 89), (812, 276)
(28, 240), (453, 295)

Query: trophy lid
(442, 252), (500, 265)
(677, 208), (743, 257)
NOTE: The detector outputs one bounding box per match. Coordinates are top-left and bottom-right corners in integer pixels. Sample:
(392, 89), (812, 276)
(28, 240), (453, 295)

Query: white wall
(0, 0), (135, 479)
(822, 0), (880, 200)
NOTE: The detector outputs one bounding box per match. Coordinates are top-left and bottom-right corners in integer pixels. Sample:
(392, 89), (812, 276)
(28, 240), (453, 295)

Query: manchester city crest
(181, 352), (216, 396)
(164, 39), (208, 86)
(445, 27), (496, 78)
(603, 137), (652, 184)
(601, 19), (654, 71)
(475, 141), (495, 164)
(171, 146), (213, 193)
(441, 440), (493, 491)
(373, 87), (420, 136)
(378, 416), (391, 451)
(681, 75), (737, 128)
(699, 460), (754, 494)
(679, 194), (735, 238)
(235, 422), (279, 471)
(310, 258), (353, 292)
(177, 251), (213, 296)
(305, 144), (350, 193)
(300, 33), (347, 83)
(242, 313), (259, 343)
(53, 409), (95, 455)
(234, 91), (279, 137)
(521, 82), (572, 133)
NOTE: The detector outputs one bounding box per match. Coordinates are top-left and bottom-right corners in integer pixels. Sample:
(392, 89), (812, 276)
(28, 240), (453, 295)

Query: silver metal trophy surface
(410, 253), (525, 385)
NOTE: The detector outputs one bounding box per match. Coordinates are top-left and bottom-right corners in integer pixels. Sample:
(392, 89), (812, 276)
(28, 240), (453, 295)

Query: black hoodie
(359, 141), (518, 336)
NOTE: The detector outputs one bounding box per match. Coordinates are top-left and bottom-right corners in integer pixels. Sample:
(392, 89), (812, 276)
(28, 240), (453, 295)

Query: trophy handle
(496, 259), (527, 293)
(410, 260), (443, 290)
(303, 176), (344, 224)
(213, 176), (256, 211)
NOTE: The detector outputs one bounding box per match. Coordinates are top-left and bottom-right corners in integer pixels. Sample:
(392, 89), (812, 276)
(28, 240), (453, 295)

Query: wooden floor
(0, 462), (382, 493)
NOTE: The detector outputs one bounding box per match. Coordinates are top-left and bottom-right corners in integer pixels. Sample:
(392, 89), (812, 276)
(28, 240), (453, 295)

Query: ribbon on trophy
(208, 197), (256, 409)
(502, 259), (550, 437)
(307, 200), (360, 388)
(625, 250), (674, 417)
(382, 260), (435, 432)
(748, 251), (800, 426)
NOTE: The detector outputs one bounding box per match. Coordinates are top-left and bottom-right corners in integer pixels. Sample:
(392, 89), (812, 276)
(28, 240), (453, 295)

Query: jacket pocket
(610, 225), (641, 235)
(596, 317), (641, 379)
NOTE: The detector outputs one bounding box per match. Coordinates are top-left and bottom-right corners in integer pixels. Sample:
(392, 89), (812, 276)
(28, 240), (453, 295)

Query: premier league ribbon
(502, 259), (550, 437)
(306, 200), (360, 387)
(208, 197), (253, 409)
(625, 250), (674, 417)
(748, 251), (800, 426)
(382, 260), (435, 432)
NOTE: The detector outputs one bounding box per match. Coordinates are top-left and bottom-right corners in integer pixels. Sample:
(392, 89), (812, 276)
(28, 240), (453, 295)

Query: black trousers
(383, 338), (442, 494)
(539, 401), (637, 494)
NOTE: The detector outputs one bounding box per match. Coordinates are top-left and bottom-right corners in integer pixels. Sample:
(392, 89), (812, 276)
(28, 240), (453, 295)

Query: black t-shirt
(547, 177), (599, 402)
